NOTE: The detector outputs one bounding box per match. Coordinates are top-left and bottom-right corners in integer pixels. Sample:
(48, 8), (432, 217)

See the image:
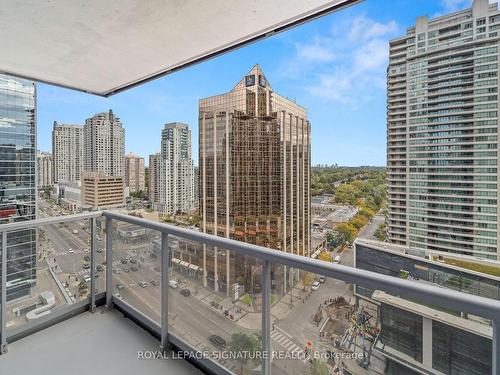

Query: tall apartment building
(0, 74), (37, 301)
(81, 172), (125, 210)
(158, 123), (195, 215)
(198, 65), (311, 294)
(124, 152), (145, 193)
(83, 109), (125, 177)
(354, 239), (497, 375)
(193, 166), (199, 209)
(387, 0), (500, 260)
(37, 151), (53, 188)
(148, 152), (161, 204)
(52, 122), (84, 183)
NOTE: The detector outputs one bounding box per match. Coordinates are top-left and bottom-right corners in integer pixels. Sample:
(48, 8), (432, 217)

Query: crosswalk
(271, 329), (310, 364)
(49, 249), (87, 257)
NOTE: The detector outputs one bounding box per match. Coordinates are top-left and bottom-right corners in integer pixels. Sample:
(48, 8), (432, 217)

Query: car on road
(82, 263), (91, 269)
(96, 236), (103, 241)
(83, 255), (90, 262)
(72, 230), (78, 234)
(130, 266), (138, 272)
(130, 258), (137, 264)
(68, 248), (75, 254)
(83, 275), (91, 282)
(168, 280), (178, 289)
(116, 283), (125, 290)
(97, 248), (104, 253)
(96, 265), (104, 272)
(180, 289), (191, 297)
(123, 267), (130, 273)
(311, 281), (320, 291)
(334, 255), (341, 264)
(120, 258), (128, 264)
(208, 335), (226, 349)
(138, 281), (148, 288)
(150, 280), (160, 286)
(318, 275), (326, 283)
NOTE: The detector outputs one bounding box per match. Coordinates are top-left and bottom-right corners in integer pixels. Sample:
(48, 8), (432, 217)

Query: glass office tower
(199, 65), (311, 295)
(0, 74), (37, 301)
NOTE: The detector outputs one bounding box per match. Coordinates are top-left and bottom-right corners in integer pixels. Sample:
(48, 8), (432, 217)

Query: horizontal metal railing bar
(103, 210), (500, 321)
(6, 292), (106, 344)
(0, 211), (102, 232)
(112, 296), (234, 375)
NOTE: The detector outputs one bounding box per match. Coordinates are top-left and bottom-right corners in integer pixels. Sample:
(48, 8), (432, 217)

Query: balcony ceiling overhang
(0, 0), (358, 97)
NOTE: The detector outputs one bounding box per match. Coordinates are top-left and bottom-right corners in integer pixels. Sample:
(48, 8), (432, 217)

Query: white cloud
(295, 41), (335, 62)
(348, 17), (397, 41)
(285, 16), (397, 106)
(442, 0), (471, 12)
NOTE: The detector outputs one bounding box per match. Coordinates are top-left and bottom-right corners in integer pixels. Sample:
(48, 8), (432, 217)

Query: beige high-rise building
(37, 151), (53, 188)
(197, 65), (311, 294)
(387, 0), (500, 260)
(148, 152), (161, 204)
(52, 122), (84, 183)
(158, 123), (195, 215)
(124, 152), (145, 193)
(83, 109), (125, 177)
(81, 172), (125, 210)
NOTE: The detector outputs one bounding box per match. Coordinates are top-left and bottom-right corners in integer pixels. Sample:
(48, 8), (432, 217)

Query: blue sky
(36, 0), (478, 166)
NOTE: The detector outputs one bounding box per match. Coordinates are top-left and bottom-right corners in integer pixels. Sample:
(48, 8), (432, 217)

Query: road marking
(271, 329), (309, 364)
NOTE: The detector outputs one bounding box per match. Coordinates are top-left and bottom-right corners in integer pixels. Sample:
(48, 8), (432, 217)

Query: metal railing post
(494, 319), (499, 375)
(105, 216), (113, 309)
(160, 231), (170, 352)
(0, 231), (7, 354)
(89, 217), (96, 312)
(261, 260), (271, 375)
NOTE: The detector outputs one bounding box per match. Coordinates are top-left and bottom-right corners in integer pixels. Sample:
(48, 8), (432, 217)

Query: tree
(351, 215), (368, 230)
(227, 332), (259, 374)
(318, 251), (332, 262)
(309, 359), (330, 375)
(335, 223), (356, 245)
(374, 223), (388, 241)
(302, 272), (313, 291)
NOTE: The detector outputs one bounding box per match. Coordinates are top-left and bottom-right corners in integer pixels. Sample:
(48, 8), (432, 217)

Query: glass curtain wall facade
(387, 0), (500, 260)
(0, 74), (36, 301)
(199, 65), (311, 295)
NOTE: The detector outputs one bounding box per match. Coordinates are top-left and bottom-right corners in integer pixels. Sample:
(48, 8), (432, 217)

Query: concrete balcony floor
(0, 307), (203, 375)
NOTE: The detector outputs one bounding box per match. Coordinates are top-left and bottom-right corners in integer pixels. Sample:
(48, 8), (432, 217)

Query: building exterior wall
(354, 239), (496, 374)
(148, 152), (161, 203)
(387, 0), (500, 260)
(52, 122), (83, 183)
(0, 74), (37, 301)
(37, 151), (53, 188)
(83, 109), (125, 178)
(124, 152), (145, 193)
(81, 173), (125, 210)
(158, 123), (195, 215)
(199, 65), (311, 294)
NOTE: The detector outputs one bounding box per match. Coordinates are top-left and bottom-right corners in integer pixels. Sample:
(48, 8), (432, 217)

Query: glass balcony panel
(167, 234), (262, 375)
(111, 220), (161, 323)
(5, 219), (100, 333)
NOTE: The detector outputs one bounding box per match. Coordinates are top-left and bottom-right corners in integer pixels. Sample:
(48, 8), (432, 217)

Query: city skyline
(34, 0), (482, 167)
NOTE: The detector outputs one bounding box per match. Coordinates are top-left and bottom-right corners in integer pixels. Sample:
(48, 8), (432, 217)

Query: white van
(334, 255), (341, 264)
(168, 280), (178, 289)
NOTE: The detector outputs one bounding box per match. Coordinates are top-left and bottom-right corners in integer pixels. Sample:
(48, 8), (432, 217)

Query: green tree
(335, 223), (356, 245)
(309, 359), (330, 375)
(227, 332), (259, 374)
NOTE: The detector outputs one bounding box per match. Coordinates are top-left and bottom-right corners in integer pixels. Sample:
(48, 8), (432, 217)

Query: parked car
(83, 255), (90, 262)
(209, 335), (226, 349)
(138, 281), (148, 288)
(311, 281), (320, 291)
(130, 258), (137, 264)
(82, 263), (91, 269)
(150, 280), (160, 286)
(72, 229), (78, 234)
(120, 258), (128, 264)
(96, 265), (104, 272)
(180, 289), (191, 297)
(97, 248), (104, 253)
(130, 266), (138, 272)
(83, 275), (91, 282)
(123, 267), (130, 273)
(116, 283), (124, 290)
(168, 280), (178, 289)
(318, 275), (326, 283)
(68, 248), (75, 254)
(334, 255), (341, 264)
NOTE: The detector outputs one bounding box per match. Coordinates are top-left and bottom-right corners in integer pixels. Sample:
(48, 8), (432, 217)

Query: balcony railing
(1, 210), (499, 374)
